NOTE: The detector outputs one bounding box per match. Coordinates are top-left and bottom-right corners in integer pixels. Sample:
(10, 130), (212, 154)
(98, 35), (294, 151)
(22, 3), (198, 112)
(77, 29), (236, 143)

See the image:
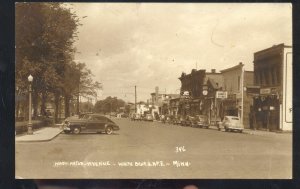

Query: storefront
(252, 94), (280, 131)
(248, 87), (280, 131)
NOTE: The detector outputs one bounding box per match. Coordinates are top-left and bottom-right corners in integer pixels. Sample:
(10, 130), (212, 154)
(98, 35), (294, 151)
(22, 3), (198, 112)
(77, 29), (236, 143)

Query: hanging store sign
(260, 88), (271, 95)
(216, 91), (228, 99)
(246, 86), (260, 95)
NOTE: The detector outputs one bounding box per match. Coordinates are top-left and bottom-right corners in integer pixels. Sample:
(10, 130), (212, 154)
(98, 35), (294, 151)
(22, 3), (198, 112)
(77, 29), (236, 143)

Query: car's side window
(93, 116), (107, 122)
(91, 116), (98, 121)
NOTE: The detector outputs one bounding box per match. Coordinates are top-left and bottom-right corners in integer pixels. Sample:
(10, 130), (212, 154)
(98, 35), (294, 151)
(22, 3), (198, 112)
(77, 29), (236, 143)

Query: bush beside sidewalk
(15, 117), (55, 135)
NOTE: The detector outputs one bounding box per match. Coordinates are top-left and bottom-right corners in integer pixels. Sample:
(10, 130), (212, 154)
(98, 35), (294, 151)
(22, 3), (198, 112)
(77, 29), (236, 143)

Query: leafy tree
(94, 97), (125, 114)
(65, 62), (102, 116)
(15, 3), (80, 122)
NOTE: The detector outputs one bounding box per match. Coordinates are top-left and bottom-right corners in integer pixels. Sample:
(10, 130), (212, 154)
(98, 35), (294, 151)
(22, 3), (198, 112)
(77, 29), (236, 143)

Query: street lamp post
(27, 74), (33, 135)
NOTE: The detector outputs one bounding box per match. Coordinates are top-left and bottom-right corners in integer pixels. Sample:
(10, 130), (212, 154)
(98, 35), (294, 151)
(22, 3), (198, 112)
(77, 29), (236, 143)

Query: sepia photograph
(15, 3), (292, 179)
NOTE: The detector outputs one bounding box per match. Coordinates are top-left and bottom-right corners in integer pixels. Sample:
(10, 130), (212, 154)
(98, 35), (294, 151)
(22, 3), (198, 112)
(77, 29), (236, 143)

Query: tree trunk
(40, 92), (47, 116)
(64, 95), (70, 118)
(54, 93), (60, 123)
(77, 93), (80, 114)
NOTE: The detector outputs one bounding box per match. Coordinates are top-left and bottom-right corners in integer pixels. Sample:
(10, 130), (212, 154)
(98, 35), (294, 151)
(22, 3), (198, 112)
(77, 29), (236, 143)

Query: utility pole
(241, 65), (244, 127)
(135, 85), (137, 113)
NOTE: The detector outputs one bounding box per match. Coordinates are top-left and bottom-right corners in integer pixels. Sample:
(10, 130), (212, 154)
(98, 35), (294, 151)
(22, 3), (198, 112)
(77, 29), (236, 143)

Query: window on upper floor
(260, 71), (264, 85)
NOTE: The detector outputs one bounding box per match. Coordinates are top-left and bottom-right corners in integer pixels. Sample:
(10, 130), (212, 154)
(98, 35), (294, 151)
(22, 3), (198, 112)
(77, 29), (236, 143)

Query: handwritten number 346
(176, 146), (186, 153)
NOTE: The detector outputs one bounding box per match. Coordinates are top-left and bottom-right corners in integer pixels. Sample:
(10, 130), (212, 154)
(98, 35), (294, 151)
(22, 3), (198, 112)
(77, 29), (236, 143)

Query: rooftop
(220, 62), (244, 73)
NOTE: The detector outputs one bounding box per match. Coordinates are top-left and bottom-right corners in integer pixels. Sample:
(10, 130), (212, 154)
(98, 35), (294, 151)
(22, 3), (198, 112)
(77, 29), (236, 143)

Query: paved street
(15, 118), (292, 179)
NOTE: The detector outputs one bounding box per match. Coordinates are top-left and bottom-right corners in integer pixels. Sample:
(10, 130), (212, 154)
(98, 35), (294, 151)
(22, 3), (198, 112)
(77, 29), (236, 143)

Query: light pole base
(27, 123), (33, 135)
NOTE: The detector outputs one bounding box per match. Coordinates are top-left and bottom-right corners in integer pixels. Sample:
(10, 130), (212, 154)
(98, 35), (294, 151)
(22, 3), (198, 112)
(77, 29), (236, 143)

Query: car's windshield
(82, 114), (91, 119)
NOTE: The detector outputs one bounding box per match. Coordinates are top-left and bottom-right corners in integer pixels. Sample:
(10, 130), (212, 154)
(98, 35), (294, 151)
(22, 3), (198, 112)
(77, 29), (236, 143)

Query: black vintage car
(63, 114), (120, 134)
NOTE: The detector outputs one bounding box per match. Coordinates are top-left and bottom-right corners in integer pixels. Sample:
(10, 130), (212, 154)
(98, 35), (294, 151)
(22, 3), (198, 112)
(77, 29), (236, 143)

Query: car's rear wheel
(64, 130), (71, 134)
(105, 126), (113, 135)
(73, 127), (81, 134)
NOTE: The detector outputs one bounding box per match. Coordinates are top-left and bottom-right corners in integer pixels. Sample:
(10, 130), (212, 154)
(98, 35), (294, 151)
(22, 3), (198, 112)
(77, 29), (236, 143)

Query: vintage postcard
(15, 3), (292, 179)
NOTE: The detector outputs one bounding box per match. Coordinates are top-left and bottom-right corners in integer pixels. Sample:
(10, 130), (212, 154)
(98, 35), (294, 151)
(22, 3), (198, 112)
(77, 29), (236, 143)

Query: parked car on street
(63, 115), (79, 123)
(218, 116), (243, 133)
(63, 112), (93, 124)
(144, 114), (154, 121)
(63, 114), (120, 134)
(185, 116), (195, 126)
(180, 116), (188, 126)
(172, 116), (181, 125)
(121, 113), (129, 118)
(193, 115), (209, 128)
(131, 113), (142, 121)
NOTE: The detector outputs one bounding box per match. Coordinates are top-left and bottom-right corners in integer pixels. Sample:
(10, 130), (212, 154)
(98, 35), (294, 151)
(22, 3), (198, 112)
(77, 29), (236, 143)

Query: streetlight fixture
(27, 74), (33, 135)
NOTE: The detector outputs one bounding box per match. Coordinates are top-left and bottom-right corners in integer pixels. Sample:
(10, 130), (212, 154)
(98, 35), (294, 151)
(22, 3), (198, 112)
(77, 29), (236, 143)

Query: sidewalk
(15, 126), (62, 142)
(243, 128), (291, 136)
(208, 125), (291, 136)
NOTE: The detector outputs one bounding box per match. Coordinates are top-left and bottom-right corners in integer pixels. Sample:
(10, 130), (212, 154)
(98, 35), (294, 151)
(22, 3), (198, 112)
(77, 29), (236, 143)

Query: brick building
(251, 44), (292, 131)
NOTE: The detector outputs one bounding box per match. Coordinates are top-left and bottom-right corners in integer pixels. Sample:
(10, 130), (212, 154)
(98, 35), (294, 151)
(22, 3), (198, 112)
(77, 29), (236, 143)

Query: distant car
(131, 113), (142, 121)
(193, 115), (209, 128)
(165, 115), (174, 124)
(185, 116), (196, 127)
(144, 114), (154, 121)
(110, 112), (117, 117)
(172, 116), (181, 125)
(180, 117), (188, 126)
(218, 116), (243, 133)
(121, 114), (128, 118)
(63, 114), (120, 134)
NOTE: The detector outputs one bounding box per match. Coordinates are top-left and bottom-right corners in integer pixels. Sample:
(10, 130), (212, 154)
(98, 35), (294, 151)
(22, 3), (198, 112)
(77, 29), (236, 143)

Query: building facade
(178, 69), (206, 116)
(177, 65), (253, 127)
(220, 63), (254, 128)
(149, 86), (179, 118)
(251, 44), (292, 131)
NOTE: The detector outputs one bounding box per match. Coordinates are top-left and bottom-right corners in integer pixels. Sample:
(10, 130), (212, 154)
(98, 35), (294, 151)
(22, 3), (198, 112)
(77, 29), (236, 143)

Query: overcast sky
(69, 3), (292, 103)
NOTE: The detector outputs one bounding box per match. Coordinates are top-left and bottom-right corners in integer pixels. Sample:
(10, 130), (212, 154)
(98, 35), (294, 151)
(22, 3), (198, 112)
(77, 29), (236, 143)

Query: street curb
(189, 125), (291, 136)
(15, 130), (63, 143)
